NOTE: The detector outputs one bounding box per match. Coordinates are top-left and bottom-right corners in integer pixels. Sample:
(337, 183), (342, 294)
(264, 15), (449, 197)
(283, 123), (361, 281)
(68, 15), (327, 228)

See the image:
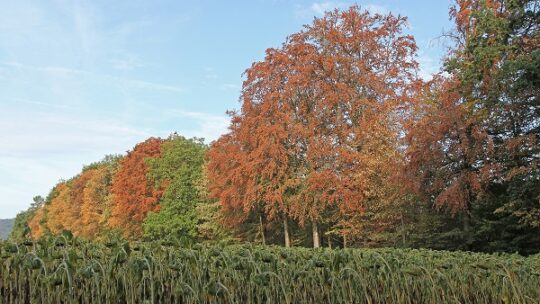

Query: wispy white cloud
(296, 1), (346, 18)
(0, 61), (184, 93)
(310, 2), (345, 15)
(417, 52), (442, 80)
(70, 1), (101, 65)
(0, 103), (231, 217)
(416, 37), (448, 80)
(0, 148), (135, 218)
(0, 111), (150, 157)
(6, 97), (78, 110)
(0, 156), (83, 218)
(204, 67), (218, 80)
(120, 77), (184, 93)
(110, 51), (147, 70)
(364, 4), (389, 15)
(297, 2), (391, 19)
(0, 108), (153, 217)
(219, 83), (240, 91)
(166, 110), (230, 143)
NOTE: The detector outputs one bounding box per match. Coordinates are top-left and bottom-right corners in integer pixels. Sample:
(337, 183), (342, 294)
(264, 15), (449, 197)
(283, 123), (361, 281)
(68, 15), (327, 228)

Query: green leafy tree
(143, 135), (207, 242)
(195, 166), (231, 242)
(10, 196), (44, 240)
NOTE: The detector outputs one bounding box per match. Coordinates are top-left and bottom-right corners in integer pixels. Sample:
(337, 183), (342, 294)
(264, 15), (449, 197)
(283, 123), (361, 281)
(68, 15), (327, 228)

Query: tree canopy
(15, 2), (540, 254)
(208, 6), (419, 247)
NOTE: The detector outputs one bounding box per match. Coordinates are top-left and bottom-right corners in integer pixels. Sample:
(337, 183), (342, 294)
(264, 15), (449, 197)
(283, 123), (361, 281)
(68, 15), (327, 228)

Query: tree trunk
(343, 234), (347, 248)
(283, 216), (290, 248)
(400, 214), (406, 247)
(328, 235), (332, 249)
(259, 215), (266, 246)
(312, 220), (320, 248)
(463, 211), (473, 248)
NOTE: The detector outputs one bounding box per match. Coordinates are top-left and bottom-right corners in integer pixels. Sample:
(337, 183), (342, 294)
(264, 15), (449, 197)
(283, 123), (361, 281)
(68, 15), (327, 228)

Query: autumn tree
(25, 137), (223, 242)
(27, 207), (46, 239)
(450, 0), (539, 234)
(64, 170), (96, 236)
(24, 156), (121, 240)
(76, 168), (109, 238)
(27, 182), (68, 238)
(406, 0), (540, 252)
(208, 6), (419, 248)
(44, 182), (74, 235)
(109, 138), (164, 239)
(78, 156), (121, 239)
(30, 167), (104, 238)
(142, 135), (207, 242)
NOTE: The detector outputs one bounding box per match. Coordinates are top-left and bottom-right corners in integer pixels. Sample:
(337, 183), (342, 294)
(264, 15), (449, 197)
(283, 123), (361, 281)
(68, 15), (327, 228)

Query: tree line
(11, 1), (539, 254)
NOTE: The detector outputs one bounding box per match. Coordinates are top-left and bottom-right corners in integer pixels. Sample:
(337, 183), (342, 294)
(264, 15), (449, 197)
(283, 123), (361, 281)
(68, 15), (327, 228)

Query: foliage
(78, 158), (119, 239)
(26, 156), (121, 240)
(16, 3), (540, 256)
(142, 135), (207, 242)
(23, 137), (226, 244)
(195, 166), (231, 242)
(42, 182), (73, 235)
(109, 138), (165, 239)
(405, 0), (540, 253)
(208, 5), (419, 247)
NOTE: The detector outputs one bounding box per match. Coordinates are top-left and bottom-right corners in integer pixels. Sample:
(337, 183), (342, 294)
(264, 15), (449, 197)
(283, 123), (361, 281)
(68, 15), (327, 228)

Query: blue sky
(0, 0), (453, 218)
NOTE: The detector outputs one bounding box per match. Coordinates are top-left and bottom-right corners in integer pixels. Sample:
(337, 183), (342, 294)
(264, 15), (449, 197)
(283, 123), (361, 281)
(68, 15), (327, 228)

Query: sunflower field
(1, 236), (539, 303)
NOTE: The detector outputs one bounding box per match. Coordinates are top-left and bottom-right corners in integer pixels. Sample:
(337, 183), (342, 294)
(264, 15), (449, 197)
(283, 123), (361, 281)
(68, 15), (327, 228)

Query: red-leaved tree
(208, 6), (419, 247)
(109, 138), (165, 238)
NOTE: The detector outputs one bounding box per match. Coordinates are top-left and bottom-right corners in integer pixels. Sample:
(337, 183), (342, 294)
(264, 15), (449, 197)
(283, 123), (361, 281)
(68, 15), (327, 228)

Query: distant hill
(0, 219), (14, 239)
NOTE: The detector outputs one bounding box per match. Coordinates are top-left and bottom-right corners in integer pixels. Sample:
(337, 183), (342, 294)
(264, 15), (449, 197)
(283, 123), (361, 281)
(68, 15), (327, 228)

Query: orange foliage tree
(78, 168), (107, 238)
(27, 206), (46, 239)
(44, 182), (73, 235)
(29, 177), (88, 237)
(208, 6), (419, 247)
(404, 76), (490, 244)
(27, 156), (121, 240)
(109, 138), (165, 238)
(78, 163), (118, 239)
(67, 171), (94, 235)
